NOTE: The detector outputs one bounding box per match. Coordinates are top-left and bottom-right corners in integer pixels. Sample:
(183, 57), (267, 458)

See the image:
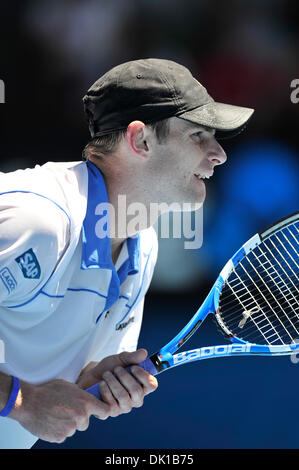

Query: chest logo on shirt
(15, 248), (41, 280)
(0, 267), (17, 294)
(115, 316), (135, 331)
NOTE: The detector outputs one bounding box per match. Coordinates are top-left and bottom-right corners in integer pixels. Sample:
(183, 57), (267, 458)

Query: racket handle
(86, 357), (158, 399)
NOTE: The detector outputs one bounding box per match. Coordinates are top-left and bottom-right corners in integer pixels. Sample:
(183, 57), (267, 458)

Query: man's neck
(110, 239), (124, 265)
(89, 157), (157, 263)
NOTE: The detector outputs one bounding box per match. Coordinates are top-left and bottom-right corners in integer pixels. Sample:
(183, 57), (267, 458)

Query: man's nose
(207, 138), (227, 165)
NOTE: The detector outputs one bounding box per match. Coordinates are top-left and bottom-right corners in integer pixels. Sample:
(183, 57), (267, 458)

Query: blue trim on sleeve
(67, 287), (107, 299)
(0, 191), (71, 224)
(40, 290), (64, 299)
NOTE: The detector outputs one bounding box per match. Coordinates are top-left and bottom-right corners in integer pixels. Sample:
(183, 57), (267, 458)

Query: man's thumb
(121, 348), (148, 366)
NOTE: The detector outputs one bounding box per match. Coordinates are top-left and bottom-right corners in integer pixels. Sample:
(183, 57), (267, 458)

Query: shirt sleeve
(0, 192), (70, 306)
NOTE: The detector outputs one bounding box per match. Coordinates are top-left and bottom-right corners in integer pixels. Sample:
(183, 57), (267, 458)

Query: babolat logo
(0, 267), (17, 294)
(115, 316), (135, 331)
(15, 248), (41, 279)
(173, 344), (251, 364)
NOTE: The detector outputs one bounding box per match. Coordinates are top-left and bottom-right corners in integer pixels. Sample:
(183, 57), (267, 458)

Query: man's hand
(9, 378), (110, 443)
(8, 349), (158, 444)
(77, 349), (158, 417)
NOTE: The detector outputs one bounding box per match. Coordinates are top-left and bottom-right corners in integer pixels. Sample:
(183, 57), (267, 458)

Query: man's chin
(182, 201), (203, 212)
(171, 200), (204, 213)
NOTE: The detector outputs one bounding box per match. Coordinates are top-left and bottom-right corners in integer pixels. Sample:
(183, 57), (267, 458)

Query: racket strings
(221, 239), (299, 314)
(230, 247), (298, 334)
(217, 221), (299, 345)
(226, 270), (291, 344)
(225, 260), (299, 344)
(222, 272), (298, 312)
(222, 252), (298, 310)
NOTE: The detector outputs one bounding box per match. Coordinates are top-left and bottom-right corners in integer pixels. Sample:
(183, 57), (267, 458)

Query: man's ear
(126, 121), (149, 158)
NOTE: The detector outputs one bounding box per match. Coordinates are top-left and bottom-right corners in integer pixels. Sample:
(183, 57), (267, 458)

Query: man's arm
(0, 350), (157, 444)
(0, 370), (110, 444)
(0, 197), (158, 443)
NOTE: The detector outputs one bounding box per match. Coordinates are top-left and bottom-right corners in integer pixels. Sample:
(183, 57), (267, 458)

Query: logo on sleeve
(15, 248), (41, 280)
(0, 267), (17, 294)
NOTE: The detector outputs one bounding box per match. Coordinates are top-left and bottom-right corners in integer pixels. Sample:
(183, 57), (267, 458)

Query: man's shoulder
(0, 193), (72, 305)
(0, 161), (88, 228)
(0, 160), (87, 194)
(0, 191), (70, 258)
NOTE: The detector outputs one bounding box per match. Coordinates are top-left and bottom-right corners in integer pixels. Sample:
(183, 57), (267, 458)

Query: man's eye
(194, 131), (203, 139)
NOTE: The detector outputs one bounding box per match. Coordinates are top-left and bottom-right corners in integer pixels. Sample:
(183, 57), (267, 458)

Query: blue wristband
(0, 376), (20, 417)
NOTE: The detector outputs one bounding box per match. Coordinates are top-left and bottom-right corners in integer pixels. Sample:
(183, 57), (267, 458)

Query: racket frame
(86, 212), (299, 396)
(147, 212), (299, 374)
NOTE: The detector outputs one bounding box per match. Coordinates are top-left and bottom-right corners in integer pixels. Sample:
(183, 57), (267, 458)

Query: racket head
(213, 211), (299, 349)
(151, 212), (299, 374)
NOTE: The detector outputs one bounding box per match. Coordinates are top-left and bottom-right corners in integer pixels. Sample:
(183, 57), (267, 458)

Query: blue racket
(87, 212), (299, 399)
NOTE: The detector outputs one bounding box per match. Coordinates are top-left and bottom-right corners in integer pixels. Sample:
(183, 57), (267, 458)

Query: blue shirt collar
(81, 160), (140, 275)
(126, 235), (140, 275)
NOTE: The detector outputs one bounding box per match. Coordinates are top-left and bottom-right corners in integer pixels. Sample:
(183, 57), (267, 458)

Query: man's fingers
(102, 370), (132, 413)
(76, 417), (90, 432)
(113, 366), (144, 407)
(82, 349), (149, 388)
(98, 380), (122, 417)
(82, 349), (158, 422)
(129, 365), (158, 395)
(84, 391), (111, 419)
(118, 349), (148, 368)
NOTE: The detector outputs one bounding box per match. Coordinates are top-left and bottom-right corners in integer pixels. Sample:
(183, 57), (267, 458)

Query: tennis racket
(87, 211), (299, 399)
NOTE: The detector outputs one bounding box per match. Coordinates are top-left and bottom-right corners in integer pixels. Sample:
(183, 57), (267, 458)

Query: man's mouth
(194, 172), (213, 180)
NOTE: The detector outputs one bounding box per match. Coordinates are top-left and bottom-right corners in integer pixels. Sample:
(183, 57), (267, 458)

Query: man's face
(147, 117), (227, 208)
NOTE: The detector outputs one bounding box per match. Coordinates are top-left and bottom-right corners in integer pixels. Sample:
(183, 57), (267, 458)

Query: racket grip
(86, 357), (157, 399)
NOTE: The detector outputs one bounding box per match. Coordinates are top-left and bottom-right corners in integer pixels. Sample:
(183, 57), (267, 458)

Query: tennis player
(0, 58), (254, 448)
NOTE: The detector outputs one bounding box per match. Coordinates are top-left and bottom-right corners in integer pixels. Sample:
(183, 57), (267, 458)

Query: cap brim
(178, 102), (254, 139)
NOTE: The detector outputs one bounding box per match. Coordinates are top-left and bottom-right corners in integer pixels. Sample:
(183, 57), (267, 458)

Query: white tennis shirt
(0, 159), (158, 447)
